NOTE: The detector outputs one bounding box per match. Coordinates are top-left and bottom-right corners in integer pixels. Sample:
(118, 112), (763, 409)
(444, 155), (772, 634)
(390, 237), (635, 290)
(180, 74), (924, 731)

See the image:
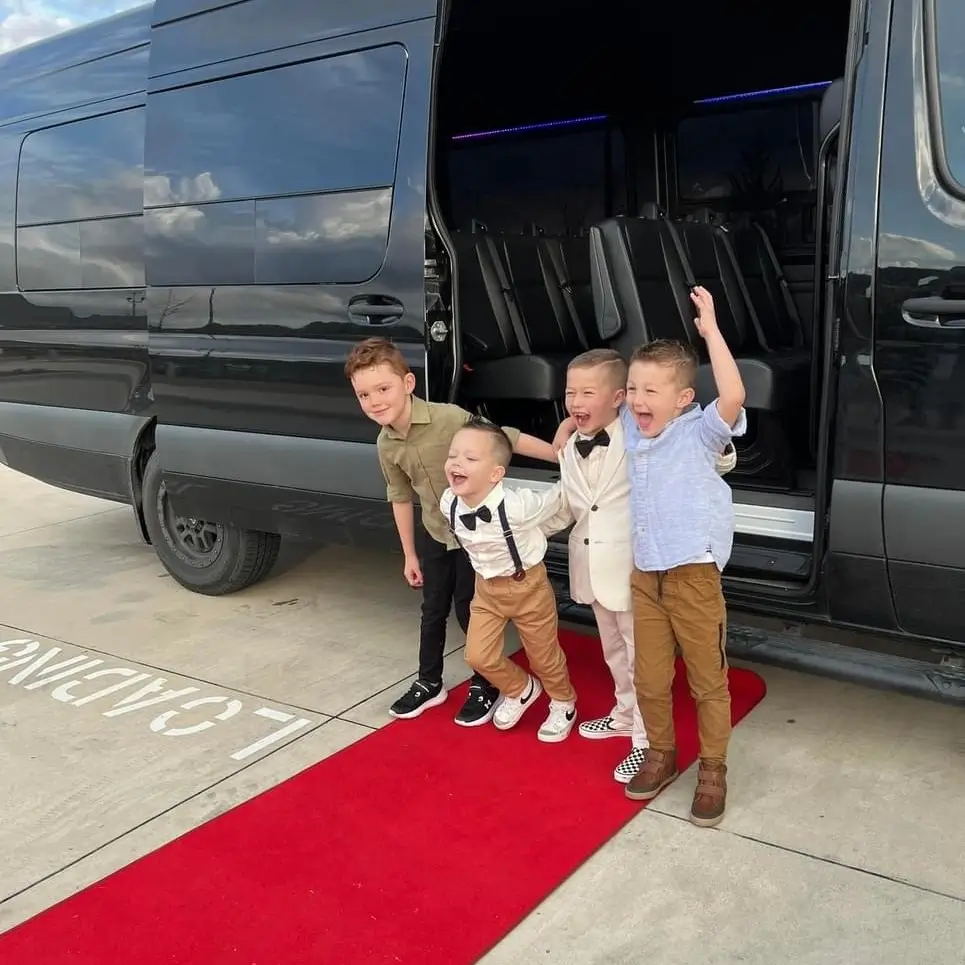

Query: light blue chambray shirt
(620, 401), (747, 573)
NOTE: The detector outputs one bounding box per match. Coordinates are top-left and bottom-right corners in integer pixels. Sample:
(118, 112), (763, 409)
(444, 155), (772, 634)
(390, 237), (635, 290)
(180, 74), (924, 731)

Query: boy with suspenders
(441, 419), (578, 743)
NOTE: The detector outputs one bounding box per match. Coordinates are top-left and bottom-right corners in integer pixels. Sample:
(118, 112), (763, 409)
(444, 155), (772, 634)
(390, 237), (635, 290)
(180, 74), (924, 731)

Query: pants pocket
(717, 622), (726, 670)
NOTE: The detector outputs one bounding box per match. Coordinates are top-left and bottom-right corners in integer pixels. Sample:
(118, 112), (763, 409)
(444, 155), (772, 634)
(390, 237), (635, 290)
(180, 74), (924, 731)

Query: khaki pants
(631, 563), (731, 763)
(465, 563), (576, 702)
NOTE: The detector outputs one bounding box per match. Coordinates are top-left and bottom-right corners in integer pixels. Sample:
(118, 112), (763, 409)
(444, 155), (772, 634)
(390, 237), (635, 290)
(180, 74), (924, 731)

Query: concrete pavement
(1, 464), (964, 963)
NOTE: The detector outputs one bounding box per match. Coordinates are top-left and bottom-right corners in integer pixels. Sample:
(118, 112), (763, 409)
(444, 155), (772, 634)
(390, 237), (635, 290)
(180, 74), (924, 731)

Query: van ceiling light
(450, 113), (608, 142)
(694, 80), (833, 106)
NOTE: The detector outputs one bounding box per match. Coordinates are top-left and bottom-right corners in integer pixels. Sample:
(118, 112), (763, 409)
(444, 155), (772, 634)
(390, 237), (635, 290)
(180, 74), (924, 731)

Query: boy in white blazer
(555, 349), (737, 783)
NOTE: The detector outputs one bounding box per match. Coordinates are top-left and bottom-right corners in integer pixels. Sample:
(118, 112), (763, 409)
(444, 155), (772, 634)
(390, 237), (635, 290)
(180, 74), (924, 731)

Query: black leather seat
(499, 233), (589, 355)
(540, 234), (599, 348)
(451, 226), (569, 402)
(590, 212), (806, 413)
(588, 215), (696, 357)
(728, 219), (805, 350)
(687, 207), (804, 351)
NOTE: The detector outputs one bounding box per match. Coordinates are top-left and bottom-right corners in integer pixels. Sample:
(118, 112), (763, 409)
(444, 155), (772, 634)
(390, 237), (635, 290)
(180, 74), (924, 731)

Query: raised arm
(691, 286), (745, 428)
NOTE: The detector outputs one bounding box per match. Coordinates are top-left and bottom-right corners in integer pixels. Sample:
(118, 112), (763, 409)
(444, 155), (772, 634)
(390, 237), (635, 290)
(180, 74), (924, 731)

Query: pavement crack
(0, 507), (120, 540)
(644, 807), (965, 904)
(0, 715), (335, 911)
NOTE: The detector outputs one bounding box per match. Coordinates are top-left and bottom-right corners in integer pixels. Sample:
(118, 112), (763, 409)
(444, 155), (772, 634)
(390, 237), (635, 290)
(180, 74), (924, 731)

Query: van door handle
(347, 295), (403, 325)
(901, 296), (965, 329)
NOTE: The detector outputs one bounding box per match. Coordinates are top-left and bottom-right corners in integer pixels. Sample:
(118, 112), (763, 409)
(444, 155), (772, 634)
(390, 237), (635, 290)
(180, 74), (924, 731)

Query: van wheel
(142, 454), (281, 595)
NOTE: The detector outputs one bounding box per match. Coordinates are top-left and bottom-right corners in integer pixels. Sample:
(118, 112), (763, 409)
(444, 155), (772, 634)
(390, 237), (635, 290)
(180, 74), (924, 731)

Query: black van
(0, 0), (963, 699)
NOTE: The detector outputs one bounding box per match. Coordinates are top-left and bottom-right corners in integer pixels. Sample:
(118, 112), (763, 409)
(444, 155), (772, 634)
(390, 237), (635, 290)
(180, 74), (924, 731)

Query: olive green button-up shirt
(376, 396), (521, 549)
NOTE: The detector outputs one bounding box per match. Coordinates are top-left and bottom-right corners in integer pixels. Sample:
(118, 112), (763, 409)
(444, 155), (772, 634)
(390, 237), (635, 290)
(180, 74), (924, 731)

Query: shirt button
(583, 538), (590, 545)
(591, 505), (598, 511)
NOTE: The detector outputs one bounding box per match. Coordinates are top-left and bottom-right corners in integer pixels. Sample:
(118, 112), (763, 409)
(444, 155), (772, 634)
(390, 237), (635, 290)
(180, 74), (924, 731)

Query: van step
(550, 584), (965, 708)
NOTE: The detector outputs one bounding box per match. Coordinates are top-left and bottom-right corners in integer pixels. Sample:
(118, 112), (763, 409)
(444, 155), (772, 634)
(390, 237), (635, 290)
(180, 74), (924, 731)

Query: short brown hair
(629, 339), (698, 388)
(568, 348), (628, 390)
(344, 337), (410, 381)
(458, 417), (514, 468)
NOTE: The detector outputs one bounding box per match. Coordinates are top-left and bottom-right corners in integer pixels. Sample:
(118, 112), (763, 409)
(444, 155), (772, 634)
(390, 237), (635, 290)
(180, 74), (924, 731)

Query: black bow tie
(459, 505), (492, 531)
(575, 430), (610, 459)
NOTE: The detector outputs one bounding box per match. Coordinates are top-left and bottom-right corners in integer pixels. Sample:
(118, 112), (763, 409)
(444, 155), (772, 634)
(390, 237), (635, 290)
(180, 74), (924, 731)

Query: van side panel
(147, 2), (438, 540)
(825, 0), (897, 632)
(0, 11), (152, 501)
(149, 0), (437, 79)
(875, 0), (965, 645)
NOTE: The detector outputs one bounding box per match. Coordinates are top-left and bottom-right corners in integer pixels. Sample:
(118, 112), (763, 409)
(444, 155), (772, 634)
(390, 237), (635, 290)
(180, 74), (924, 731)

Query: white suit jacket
(558, 420), (634, 613)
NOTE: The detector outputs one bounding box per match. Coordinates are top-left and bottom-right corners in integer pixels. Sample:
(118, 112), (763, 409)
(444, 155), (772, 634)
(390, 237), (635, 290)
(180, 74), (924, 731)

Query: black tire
(141, 453), (281, 595)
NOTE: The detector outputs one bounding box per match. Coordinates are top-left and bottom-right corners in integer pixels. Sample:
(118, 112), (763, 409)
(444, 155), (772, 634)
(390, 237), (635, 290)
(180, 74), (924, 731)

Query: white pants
(592, 601), (648, 748)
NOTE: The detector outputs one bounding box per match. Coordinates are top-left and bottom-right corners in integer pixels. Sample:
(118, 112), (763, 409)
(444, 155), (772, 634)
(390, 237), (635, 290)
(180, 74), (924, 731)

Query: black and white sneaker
(454, 683), (499, 727)
(493, 675), (542, 730)
(538, 699), (577, 743)
(389, 680), (447, 719)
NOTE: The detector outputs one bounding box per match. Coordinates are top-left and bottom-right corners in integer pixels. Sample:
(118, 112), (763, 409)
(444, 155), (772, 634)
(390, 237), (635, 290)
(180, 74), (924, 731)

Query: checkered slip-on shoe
(578, 715), (633, 740)
(613, 746), (648, 784)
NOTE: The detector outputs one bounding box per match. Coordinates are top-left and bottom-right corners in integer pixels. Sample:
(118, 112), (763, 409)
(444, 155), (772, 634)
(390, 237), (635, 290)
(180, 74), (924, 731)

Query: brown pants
(465, 563), (576, 702)
(631, 563), (731, 764)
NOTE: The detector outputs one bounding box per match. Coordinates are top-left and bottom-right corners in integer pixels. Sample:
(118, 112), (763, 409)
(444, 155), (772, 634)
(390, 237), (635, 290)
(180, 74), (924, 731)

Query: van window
(144, 45), (406, 287)
(16, 108), (145, 291)
(932, 0), (965, 187)
(676, 104), (816, 205)
(445, 126), (612, 234)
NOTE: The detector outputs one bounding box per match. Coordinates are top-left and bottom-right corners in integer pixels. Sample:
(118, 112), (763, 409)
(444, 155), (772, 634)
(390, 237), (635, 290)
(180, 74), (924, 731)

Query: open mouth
(449, 471), (469, 487)
(573, 412), (590, 429)
(636, 412), (654, 432)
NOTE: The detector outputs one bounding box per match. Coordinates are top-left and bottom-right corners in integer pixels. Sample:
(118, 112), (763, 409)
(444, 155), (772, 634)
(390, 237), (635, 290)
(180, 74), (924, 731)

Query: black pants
(418, 531), (493, 692)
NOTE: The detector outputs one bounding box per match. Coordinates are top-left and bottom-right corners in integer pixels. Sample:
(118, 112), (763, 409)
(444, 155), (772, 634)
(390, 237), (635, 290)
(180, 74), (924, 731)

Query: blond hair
(629, 339), (698, 388)
(567, 348), (628, 390)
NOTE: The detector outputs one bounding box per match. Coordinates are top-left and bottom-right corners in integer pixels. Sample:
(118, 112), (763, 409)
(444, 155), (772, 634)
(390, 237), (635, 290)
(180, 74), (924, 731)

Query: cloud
(0, 1), (142, 54)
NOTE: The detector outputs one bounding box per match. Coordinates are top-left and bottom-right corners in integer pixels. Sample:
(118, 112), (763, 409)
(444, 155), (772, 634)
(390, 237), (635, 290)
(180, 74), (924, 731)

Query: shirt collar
(385, 395), (430, 440)
(576, 415), (621, 442)
(458, 480), (505, 515)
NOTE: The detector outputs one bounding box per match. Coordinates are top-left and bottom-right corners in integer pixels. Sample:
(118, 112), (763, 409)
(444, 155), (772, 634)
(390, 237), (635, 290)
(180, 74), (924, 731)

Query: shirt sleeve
(537, 482), (574, 536)
(377, 440), (416, 503)
(618, 402), (639, 449)
(439, 488), (454, 519)
(508, 484), (572, 533)
(697, 399), (748, 453)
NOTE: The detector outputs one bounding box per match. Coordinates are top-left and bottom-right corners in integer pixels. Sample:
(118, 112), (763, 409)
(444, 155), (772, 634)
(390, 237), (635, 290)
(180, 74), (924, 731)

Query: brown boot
(625, 747), (678, 801)
(690, 761), (727, 827)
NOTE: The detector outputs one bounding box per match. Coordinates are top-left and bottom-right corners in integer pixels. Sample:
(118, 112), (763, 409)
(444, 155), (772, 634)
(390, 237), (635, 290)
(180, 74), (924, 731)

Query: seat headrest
(819, 78), (844, 144)
(686, 207), (716, 224)
(638, 201), (666, 220)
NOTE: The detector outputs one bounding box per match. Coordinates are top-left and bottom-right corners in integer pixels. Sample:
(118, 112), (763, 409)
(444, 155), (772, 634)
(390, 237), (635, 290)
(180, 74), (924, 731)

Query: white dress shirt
(440, 480), (569, 579)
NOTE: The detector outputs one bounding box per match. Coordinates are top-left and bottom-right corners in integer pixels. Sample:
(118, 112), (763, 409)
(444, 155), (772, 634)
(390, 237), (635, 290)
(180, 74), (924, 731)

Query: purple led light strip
(693, 79), (833, 106)
(450, 113), (608, 142)
(449, 80), (832, 142)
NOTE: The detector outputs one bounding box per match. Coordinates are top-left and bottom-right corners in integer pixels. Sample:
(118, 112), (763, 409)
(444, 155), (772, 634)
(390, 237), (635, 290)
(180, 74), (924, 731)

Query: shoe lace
(544, 701), (572, 730)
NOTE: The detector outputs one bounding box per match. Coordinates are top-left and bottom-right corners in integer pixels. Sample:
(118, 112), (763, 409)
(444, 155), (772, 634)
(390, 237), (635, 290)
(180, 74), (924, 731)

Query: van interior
(427, 0), (852, 586)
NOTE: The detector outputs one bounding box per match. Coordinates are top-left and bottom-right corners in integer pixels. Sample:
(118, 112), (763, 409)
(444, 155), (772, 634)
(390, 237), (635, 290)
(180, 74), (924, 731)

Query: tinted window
(934, 0), (965, 186)
(676, 104), (816, 203)
(18, 218), (145, 291)
(16, 109), (145, 291)
(145, 46), (406, 204)
(143, 46), (404, 287)
(18, 108), (145, 224)
(445, 127), (610, 234)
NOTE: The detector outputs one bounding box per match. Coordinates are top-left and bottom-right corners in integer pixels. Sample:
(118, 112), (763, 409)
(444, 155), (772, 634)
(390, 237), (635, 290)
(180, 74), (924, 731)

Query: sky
(0, 0), (142, 54)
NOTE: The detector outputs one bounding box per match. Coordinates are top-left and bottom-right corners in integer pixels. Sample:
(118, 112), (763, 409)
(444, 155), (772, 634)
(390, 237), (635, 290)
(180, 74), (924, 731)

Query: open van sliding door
(144, 0), (439, 548)
(873, 0), (965, 646)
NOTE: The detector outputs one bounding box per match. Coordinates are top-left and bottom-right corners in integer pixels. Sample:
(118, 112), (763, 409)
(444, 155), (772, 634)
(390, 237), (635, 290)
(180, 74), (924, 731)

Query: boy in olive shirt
(345, 337), (559, 726)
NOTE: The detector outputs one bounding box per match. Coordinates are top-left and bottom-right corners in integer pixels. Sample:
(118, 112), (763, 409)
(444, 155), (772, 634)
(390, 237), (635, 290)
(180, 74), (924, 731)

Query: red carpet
(1, 630), (765, 964)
